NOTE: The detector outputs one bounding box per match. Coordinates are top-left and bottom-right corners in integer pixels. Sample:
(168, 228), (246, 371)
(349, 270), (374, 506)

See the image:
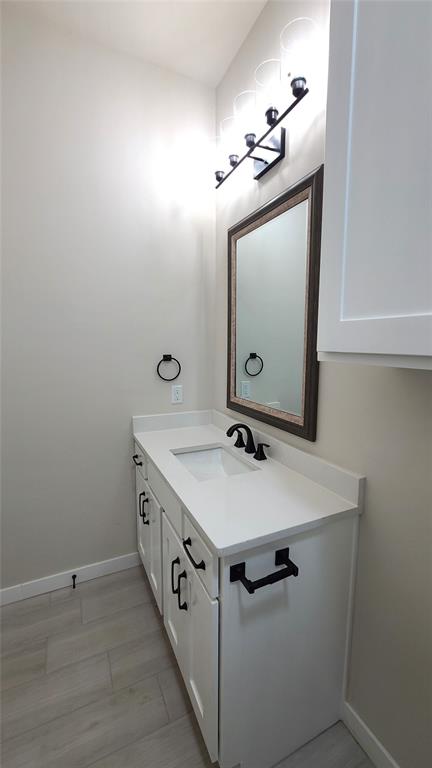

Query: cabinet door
(136, 471), (150, 569)
(219, 521), (355, 768)
(162, 514), (219, 763)
(146, 485), (163, 614)
(162, 513), (189, 673)
(318, 0), (432, 364)
(183, 563), (219, 763)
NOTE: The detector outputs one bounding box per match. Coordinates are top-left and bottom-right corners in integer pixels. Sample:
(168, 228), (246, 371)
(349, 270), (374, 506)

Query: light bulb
(255, 59), (282, 128)
(233, 90), (258, 148)
(220, 114), (240, 161)
(280, 17), (320, 96)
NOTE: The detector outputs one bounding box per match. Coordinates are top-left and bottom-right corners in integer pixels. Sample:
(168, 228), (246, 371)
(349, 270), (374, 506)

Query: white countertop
(133, 422), (360, 557)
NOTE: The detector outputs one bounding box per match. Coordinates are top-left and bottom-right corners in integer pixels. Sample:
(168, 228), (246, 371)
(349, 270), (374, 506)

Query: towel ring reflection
(245, 353), (264, 377)
(157, 354), (181, 382)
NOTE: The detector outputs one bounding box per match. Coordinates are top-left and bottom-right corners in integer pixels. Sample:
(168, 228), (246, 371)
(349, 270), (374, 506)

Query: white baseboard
(0, 584), (23, 606)
(342, 701), (400, 768)
(0, 552), (140, 606)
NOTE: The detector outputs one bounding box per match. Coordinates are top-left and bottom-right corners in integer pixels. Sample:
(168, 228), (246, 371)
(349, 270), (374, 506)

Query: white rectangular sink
(172, 446), (257, 482)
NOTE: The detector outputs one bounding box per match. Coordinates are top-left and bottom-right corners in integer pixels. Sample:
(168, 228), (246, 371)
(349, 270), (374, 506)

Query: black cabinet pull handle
(138, 492), (145, 518)
(230, 547), (298, 595)
(177, 570), (188, 611)
(133, 454), (143, 466)
(140, 495), (150, 525)
(182, 537), (206, 571)
(171, 557), (180, 594)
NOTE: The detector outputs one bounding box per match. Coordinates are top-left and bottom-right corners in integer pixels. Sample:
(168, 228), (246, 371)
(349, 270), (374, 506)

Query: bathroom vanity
(132, 411), (364, 768)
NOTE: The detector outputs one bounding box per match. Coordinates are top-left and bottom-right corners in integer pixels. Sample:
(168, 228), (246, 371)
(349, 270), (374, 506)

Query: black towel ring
(245, 353), (264, 377)
(157, 354), (181, 382)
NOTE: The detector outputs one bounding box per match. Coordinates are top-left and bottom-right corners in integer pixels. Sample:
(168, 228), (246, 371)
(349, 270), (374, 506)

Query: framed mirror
(227, 166), (323, 441)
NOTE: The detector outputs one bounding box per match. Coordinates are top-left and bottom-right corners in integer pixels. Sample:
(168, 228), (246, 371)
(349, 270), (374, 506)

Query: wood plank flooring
(0, 565), (375, 768)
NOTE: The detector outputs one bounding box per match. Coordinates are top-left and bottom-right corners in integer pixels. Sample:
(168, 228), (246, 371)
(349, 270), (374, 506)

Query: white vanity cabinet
(318, 0), (432, 369)
(132, 426), (362, 768)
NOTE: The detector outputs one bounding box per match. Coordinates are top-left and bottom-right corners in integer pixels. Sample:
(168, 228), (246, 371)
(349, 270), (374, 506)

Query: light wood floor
(0, 565), (375, 768)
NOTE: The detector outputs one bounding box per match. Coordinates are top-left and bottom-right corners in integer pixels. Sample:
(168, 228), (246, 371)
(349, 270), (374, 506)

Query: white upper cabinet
(318, 0), (432, 368)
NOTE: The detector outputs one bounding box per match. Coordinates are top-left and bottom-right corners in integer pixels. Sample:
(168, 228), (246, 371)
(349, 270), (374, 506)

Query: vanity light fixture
(215, 84), (308, 188)
(291, 76), (307, 97)
(265, 107), (279, 126)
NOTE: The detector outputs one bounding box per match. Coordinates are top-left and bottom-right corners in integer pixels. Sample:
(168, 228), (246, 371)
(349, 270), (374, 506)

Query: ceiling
(31, 0), (267, 87)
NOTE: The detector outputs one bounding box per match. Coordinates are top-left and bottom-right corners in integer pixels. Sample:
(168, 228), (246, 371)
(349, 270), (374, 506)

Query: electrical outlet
(241, 381), (251, 398)
(171, 384), (183, 404)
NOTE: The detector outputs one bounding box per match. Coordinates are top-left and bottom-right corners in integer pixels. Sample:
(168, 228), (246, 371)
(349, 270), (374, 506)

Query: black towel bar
(230, 547), (298, 594)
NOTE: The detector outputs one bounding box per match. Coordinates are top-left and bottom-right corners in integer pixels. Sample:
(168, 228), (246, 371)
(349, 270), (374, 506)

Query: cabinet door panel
(136, 472), (150, 569)
(184, 564), (219, 763)
(219, 521), (354, 768)
(162, 514), (189, 674)
(318, 0), (432, 358)
(162, 514), (219, 763)
(146, 484), (163, 614)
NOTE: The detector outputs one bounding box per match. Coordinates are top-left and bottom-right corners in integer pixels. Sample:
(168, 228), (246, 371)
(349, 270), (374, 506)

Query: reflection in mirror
(228, 167), (323, 440)
(236, 199), (308, 415)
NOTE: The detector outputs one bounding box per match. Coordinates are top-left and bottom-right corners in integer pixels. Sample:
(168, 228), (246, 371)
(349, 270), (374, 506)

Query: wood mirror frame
(227, 165), (323, 441)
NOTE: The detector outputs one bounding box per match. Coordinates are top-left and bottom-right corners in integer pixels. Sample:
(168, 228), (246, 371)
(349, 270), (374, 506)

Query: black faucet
(253, 443), (270, 461)
(226, 423), (256, 455)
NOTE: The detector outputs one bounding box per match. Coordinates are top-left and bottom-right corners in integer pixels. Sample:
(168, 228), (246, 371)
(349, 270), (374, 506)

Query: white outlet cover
(240, 381), (251, 398)
(171, 384), (183, 404)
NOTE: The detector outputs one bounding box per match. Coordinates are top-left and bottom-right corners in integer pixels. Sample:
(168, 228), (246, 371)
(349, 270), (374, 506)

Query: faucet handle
(233, 430), (245, 448)
(253, 443), (270, 461)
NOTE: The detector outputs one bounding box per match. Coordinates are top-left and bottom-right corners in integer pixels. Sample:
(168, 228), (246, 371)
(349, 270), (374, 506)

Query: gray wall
(215, 3), (431, 768)
(1, 2), (215, 587)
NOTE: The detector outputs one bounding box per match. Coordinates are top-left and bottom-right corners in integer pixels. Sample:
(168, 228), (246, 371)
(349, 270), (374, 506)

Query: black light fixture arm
(255, 143), (280, 153)
(249, 155), (269, 165)
(215, 89), (308, 188)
